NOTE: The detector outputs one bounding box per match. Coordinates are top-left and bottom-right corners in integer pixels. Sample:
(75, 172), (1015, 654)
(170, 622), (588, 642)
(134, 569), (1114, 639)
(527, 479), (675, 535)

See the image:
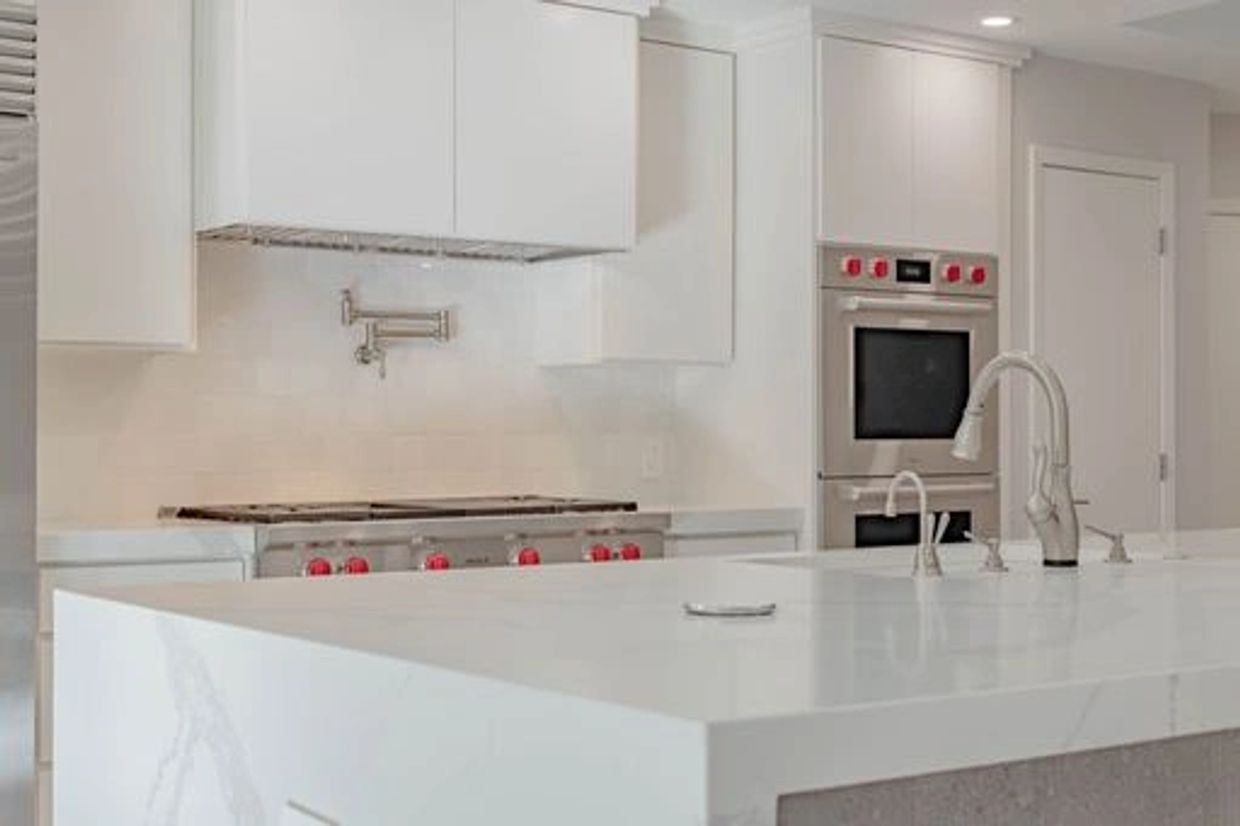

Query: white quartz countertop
(59, 529), (1240, 824)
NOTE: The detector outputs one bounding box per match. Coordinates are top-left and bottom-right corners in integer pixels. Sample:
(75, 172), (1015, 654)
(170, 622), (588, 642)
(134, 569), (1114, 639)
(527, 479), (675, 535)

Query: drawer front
(39, 560), (245, 633)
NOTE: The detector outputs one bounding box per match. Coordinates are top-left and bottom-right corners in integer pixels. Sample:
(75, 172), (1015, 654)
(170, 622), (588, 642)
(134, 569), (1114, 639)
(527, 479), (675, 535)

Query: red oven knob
(840, 256), (863, 278)
(586, 544), (613, 563)
(943, 263), (963, 283)
(970, 265), (988, 285)
(302, 557), (333, 577)
(869, 258), (890, 279)
(619, 543), (643, 561)
(423, 553), (451, 571)
(514, 547), (542, 567)
(341, 556), (370, 575)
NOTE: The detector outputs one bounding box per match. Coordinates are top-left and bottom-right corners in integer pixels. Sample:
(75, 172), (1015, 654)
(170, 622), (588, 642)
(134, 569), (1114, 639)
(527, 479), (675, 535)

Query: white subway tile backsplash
(38, 243), (676, 522)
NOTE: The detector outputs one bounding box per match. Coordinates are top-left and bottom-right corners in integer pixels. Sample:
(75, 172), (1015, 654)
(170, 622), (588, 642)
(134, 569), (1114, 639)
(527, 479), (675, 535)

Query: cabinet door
(240, 0), (454, 236)
(598, 42), (734, 363)
(913, 52), (1001, 252)
(456, 0), (637, 250)
(818, 37), (914, 245)
(39, 0), (195, 348)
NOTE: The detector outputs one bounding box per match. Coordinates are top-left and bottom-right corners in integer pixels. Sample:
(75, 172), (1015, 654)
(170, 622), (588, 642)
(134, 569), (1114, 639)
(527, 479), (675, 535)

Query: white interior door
(1034, 161), (1167, 533)
(1205, 213), (1240, 523)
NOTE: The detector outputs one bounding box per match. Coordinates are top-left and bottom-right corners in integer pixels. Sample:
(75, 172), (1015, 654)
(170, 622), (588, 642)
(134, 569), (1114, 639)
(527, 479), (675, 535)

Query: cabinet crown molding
(730, 6), (1032, 67)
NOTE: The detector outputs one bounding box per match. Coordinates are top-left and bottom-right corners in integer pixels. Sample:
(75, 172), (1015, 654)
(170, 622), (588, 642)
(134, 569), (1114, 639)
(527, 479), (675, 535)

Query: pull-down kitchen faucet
(952, 352), (1081, 567)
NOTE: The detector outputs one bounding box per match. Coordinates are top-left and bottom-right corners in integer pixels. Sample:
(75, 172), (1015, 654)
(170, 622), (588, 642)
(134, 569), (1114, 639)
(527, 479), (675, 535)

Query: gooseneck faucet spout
(953, 352), (1080, 567)
(885, 470), (942, 577)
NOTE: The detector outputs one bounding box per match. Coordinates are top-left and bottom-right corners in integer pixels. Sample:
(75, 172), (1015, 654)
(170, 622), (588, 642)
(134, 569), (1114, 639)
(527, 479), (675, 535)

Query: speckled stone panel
(779, 729), (1240, 826)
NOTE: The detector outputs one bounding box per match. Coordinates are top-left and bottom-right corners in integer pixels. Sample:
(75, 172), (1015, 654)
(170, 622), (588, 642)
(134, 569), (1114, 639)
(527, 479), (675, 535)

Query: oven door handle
(838, 482), (998, 503)
(836, 296), (994, 316)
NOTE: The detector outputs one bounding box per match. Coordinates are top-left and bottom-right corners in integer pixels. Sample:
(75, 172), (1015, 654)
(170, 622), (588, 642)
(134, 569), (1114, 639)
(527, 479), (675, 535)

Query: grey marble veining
(779, 729), (1240, 826)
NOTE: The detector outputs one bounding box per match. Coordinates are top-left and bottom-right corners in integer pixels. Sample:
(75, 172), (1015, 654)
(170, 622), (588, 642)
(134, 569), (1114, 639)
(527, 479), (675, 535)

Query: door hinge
(1159, 452), (1170, 482)
(1158, 227), (1168, 257)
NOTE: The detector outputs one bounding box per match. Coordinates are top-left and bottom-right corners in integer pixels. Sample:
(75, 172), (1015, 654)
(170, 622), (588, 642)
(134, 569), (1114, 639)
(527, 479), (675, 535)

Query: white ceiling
(659, 0), (1240, 112)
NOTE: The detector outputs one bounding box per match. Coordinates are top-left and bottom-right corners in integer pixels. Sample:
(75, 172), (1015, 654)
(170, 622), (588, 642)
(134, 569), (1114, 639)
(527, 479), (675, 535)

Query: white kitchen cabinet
(195, 0), (455, 237)
(817, 37), (1002, 253)
(538, 41), (734, 364)
(39, 0), (195, 348)
(818, 37), (915, 247)
(912, 51), (1001, 253)
(197, 0), (636, 253)
(456, 0), (637, 250)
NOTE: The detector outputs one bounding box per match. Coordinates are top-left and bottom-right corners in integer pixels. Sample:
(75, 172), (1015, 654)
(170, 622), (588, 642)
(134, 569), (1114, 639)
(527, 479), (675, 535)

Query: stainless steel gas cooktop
(167, 495), (639, 525)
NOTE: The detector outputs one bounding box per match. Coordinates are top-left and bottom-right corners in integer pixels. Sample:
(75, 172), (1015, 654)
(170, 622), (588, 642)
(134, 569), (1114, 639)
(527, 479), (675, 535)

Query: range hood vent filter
(199, 224), (611, 265)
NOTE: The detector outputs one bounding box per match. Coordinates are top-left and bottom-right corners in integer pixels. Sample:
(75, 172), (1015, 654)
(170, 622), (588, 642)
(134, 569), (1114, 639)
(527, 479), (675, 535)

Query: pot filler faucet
(952, 352), (1081, 568)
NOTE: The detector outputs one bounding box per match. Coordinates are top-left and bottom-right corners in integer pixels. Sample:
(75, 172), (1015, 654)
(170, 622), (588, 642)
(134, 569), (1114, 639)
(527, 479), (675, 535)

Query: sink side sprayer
(952, 352), (1081, 567)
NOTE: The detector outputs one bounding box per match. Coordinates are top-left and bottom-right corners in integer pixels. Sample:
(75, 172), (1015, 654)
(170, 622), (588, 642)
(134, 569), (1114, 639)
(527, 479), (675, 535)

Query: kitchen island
(54, 532), (1240, 825)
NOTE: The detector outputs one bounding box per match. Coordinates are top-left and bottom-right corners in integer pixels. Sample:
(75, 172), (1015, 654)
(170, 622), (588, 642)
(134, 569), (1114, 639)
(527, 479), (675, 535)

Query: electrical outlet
(641, 439), (665, 480)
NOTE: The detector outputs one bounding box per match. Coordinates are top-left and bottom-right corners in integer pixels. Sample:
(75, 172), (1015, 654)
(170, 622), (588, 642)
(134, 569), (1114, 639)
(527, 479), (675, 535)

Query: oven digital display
(854, 328), (971, 440)
(895, 259), (932, 284)
(855, 511), (972, 548)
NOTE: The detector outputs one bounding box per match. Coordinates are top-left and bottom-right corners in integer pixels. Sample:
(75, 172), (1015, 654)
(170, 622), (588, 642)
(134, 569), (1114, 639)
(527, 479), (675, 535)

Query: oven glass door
(855, 328), (971, 440)
(822, 291), (998, 478)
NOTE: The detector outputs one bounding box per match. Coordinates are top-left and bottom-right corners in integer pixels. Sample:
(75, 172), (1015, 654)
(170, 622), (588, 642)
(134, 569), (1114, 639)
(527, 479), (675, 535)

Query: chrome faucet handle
(965, 530), (1008, 573)
(1085, 524), (1132, 564)
(918, 513), (947, 577)
(1027, 443), (1054, 519)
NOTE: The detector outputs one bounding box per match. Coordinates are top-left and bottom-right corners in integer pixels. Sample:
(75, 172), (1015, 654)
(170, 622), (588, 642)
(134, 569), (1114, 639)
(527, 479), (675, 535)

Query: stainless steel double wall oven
(819, 243), (1000, 548)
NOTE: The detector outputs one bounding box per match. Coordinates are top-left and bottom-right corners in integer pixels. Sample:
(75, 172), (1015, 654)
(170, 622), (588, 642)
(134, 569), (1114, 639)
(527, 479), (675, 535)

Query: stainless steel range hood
(199, 224), (616, 265)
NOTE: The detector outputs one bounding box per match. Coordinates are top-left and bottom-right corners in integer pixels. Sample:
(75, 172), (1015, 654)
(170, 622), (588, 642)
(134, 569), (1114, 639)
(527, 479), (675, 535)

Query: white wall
(1212, 115), (1240, 199)
(1010, 56), (1213, 531)
(38, 244), (676, 524)
(671, 33), (817, 538)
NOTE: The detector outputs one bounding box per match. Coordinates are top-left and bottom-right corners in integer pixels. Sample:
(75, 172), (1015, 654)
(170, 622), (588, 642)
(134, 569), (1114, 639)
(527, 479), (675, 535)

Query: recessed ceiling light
(980, 15), (1016, 28)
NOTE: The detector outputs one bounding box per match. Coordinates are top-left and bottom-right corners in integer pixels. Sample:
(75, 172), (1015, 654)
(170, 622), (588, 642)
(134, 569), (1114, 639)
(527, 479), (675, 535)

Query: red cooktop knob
(619, 543), (643, 561)
(423, 553), (451, 571)
(840, 256), (863, 278)
(341, 556), (370, 575)
(970, 265), (988, 285)
(587, 544), (613, 563)
(516, 547), (542, 567)
(943, 263), (963, 283)
(303, 557), (333, 577)
(869, 258), (890, 279)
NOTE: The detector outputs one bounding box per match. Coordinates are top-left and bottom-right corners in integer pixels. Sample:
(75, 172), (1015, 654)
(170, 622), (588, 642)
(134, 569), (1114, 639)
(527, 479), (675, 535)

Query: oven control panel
(820, 244), (998, 298)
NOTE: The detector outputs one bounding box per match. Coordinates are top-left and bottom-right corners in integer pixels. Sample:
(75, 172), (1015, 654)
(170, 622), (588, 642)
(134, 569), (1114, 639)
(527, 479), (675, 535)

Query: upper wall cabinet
(197, 0), (637, 253)
(456, 0), (637, 250)
(818, 37), (1002, 253)
(196, 0), (454, 237)
(538, 40), (734, 365)
(40, 0), (196, 348)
